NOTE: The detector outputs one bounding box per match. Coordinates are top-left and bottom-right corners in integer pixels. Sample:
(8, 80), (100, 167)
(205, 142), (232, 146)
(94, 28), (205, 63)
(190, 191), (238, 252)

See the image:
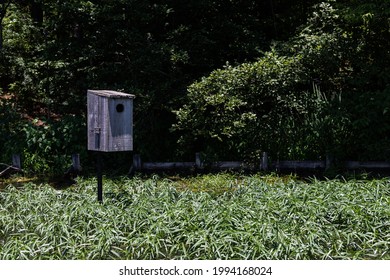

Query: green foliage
(328, 1), (390, 160)
(0, 100), (86, 174)
(1, 0), (329, 167)
(1, 0), (389, 171)
(0, 175), (389, 259)
(20, 116), (86, 174)
(174, 51), (309, 160)
(175, 1), (390, 161)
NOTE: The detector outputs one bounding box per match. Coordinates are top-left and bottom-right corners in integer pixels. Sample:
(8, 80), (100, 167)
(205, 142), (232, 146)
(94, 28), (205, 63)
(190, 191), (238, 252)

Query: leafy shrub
(0, 109), (86, 175)
(174, 1), (390, 162)
(174, 51), (309, 161)
(20, 115), (87, 174)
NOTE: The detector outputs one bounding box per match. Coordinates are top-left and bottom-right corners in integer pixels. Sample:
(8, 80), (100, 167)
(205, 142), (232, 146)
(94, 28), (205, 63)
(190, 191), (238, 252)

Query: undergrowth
(0, 174), (389, 260)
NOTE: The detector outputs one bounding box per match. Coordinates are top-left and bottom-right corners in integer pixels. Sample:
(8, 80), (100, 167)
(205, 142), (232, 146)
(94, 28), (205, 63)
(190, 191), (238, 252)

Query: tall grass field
(0, 174), (389, 259)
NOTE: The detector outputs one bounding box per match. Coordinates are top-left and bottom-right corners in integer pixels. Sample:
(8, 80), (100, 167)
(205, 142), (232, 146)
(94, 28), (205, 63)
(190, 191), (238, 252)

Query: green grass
(0, 174), (389, 260)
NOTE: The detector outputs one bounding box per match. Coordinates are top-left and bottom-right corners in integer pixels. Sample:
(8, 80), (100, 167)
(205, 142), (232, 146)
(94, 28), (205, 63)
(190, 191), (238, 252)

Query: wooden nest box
(87, 90), (135, 152)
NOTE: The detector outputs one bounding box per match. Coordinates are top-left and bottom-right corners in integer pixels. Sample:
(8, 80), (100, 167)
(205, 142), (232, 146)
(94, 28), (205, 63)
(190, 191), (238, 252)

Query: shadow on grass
(0, 174), (77, 191)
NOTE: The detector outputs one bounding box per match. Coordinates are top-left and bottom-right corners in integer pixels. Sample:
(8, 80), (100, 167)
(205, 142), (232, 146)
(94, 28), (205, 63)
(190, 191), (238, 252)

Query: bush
(174, 51), (310, 161)
(173, 1), (390, 162)
(0, 105), (87, 175)
(20, 115), (87, 174)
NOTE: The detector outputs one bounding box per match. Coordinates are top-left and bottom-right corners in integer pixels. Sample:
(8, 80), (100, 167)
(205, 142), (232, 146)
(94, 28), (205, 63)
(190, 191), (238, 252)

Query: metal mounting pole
(97, 152), (103, 203)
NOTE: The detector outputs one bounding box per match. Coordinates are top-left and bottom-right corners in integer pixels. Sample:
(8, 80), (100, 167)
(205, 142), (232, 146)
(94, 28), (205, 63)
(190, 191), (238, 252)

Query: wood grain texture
(87, 90), (134, 152)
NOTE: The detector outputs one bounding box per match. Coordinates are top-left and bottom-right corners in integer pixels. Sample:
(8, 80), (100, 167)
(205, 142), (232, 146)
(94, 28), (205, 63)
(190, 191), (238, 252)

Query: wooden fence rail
(133, 153), (256, 171)
(1, 153), (390, 177)
(132, 153), (390, 173)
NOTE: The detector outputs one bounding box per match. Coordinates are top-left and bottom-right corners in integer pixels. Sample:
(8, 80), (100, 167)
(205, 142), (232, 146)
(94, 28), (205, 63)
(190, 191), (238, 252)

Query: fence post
(133, 154), (142, 170)
(260, 152), (268, 171)
(71, 154), (81, 172)
(12, 154), (21, 169)
(325, 153), (334, 170)
(195, 153), (203, 168)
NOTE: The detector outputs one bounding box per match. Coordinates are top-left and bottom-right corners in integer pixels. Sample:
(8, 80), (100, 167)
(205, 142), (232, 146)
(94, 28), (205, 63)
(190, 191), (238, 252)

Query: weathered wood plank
(133, 154), (142, 170)
(344, 161), (390, 169)
(138, 160), (390, 171)
(71, 154), (81, 171)
(87, 90), (134, 152)
(274, 160), (325, 169)
(261, 152), (268, 171)
(210, 161), (246, 169)
(12, 154), (21, 169)
(195, 153), (202, 168)
(128, 153), (390, 172)
(142, 162), (195, 170)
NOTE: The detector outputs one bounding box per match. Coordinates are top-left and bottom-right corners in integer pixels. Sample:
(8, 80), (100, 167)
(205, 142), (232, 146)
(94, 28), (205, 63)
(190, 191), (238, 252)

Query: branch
(0, 165), (22, 177)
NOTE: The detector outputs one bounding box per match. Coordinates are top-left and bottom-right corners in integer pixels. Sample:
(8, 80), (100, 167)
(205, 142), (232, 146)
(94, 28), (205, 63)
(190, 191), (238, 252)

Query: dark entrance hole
(116, 104), (124, 113)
